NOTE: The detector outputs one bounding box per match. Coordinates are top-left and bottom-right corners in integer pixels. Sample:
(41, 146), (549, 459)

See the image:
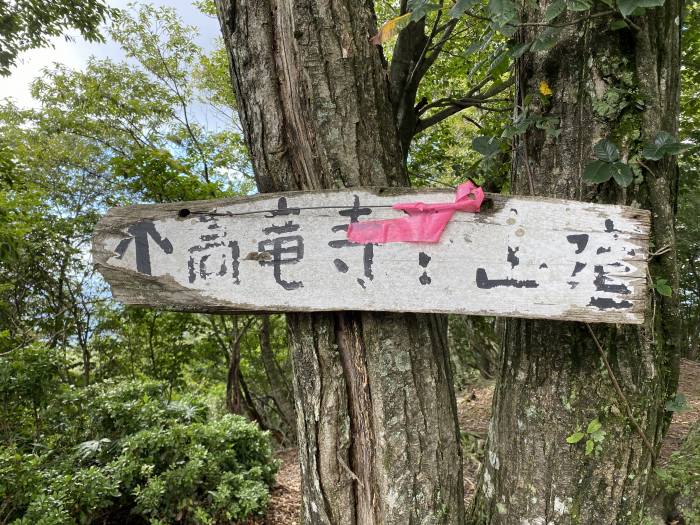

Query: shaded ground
(255, 359), (700, 523)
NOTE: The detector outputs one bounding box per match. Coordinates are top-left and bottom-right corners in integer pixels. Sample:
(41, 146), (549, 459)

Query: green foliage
(0, 0), (113, 75)
(616, 0), (665, 18)
(652, 278), (673, 297)
(641, 131), (690, 161)
(583, 140), (634, 187)
(472, 135), (503, 157)
(0, 4), (293, 522)
(566, 418), (606, 456)
(0, 380), (277, 524)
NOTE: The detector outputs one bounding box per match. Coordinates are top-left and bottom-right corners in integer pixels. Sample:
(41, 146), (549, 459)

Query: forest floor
(255, 358), (700, 524)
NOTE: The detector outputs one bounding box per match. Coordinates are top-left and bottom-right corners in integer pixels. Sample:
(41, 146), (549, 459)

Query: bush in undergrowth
(655, 421), (700, 524)
(0, 380), (278, 525)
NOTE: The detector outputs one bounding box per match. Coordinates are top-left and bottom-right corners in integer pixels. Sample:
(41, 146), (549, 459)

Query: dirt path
(256, 359), (700, 523)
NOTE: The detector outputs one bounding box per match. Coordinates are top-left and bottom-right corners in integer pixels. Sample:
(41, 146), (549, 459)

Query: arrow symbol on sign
(114, 220), (173, 275)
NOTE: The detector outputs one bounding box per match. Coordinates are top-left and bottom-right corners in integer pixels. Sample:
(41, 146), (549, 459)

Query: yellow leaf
(539, 80), (553, 96)
(370, 13), (412, 45)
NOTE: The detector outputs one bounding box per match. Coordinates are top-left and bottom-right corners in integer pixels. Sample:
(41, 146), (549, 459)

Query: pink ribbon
(347, 181), (484, 244)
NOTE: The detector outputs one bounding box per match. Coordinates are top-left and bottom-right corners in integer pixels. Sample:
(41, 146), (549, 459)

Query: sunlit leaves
(408, 0), (440, 21)
(567, 418), (606, 456)
(539, 81), (553, 97)
(0, 0), (113, 76)
(566, 431), (585, 444)
(370, 12), (412, 45)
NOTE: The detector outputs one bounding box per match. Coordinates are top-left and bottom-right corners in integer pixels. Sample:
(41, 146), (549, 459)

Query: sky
(0, 0), (222, 108)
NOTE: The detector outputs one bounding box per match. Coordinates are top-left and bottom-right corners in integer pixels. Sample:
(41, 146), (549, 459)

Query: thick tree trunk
(471, 5), (682, 524)
(214, 2), (465, 523)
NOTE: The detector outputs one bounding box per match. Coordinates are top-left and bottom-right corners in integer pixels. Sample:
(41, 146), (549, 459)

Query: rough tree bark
(471, 4), (682, 524)
(214, 2), (464, 523)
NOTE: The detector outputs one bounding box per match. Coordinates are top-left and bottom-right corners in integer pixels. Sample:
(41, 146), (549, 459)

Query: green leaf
(531, 27), (560, 52)
(449, 0), (478, 18)
(472, 136), (502, 157)
(585, 439), (595, 455)
(586, 418), (602, 434)
(583, 160), (614, 183)
(545, 0), (566, 20)
(653, 278), (673, 297)
(641, 131), (690, 160)
(611, 162), (634, 187)
(488, 0), (518, 27)
(408, 0), (440, 21)
(566, 431), (586, 444)
(617, 0), (664, 18)
(665, 393), (690, 413)
(510, 41), (532, 59)
(567, 0), (593, 11)
(609, 19), (628, 30)
(593, 139), (620, 162)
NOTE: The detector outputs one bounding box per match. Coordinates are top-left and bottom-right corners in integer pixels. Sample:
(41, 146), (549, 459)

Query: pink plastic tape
(347, 181), (484, 243)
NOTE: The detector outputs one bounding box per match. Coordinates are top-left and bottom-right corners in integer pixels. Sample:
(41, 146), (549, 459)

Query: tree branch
(414, 76), (514, 134)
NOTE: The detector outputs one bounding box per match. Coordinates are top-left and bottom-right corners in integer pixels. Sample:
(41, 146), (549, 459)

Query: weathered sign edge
(91, 188), (651, 325)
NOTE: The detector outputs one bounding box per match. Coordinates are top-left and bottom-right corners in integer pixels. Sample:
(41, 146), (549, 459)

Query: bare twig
(337, 453), (361, 483)
(648, 244), (672, 259)
(414, 76), (514, 134)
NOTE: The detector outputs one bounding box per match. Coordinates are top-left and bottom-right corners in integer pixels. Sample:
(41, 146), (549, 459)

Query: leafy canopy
(0, 0), (113, 75)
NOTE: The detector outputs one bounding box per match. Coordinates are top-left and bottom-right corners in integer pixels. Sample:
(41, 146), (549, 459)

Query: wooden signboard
(92, 188), (650, 324)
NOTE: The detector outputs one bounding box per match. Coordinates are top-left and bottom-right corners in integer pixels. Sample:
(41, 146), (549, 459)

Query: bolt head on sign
(91, 187), (650, 324)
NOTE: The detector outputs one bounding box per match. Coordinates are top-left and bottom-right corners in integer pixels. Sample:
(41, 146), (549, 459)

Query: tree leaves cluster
(0, 0), (113, 76)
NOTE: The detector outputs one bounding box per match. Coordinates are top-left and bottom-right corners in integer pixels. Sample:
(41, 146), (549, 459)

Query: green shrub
(114, 415), (277, 523)
(1, 380), (278, 524)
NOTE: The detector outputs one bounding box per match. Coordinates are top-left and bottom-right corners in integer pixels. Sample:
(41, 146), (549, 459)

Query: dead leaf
(370, 13), (412, 45)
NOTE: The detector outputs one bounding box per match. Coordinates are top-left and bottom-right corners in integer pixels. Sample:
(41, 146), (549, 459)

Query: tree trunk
(259, 315), (295, 434)
(471, 5), (681, 524)
(214, 2), (465, 523)
(225, 336), (242, 414)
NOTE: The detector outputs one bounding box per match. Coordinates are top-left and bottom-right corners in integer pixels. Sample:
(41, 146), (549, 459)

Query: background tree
(467, 0), (683, 522)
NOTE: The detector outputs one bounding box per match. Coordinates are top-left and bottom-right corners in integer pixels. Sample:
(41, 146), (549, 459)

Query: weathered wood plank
(91, 188), (650, 324)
